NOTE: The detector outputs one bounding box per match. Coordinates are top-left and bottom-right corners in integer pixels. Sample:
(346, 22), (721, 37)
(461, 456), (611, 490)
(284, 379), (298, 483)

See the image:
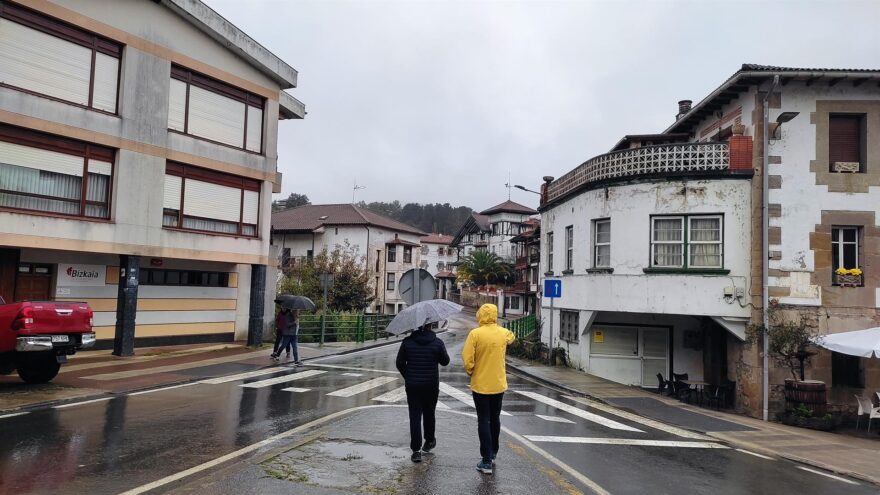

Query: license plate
(50, 335), (69, 343)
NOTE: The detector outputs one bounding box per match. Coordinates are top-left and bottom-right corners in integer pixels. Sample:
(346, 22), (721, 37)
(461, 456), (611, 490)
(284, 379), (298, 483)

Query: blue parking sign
(543, 279), (561, 298)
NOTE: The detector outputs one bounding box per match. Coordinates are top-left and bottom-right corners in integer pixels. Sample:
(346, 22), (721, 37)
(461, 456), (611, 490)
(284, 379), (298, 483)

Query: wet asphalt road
(0, 314), (875, 495)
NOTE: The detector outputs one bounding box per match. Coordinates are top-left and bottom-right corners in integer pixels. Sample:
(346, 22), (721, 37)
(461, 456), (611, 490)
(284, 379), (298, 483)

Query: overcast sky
(209, 0), (880, 209)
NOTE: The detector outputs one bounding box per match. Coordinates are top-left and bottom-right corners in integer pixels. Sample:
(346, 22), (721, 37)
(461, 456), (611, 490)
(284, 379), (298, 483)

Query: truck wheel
(16, 354), (61, 384)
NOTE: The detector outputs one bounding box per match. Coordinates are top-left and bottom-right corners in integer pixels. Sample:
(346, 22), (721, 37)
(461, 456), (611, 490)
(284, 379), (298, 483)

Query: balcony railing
(515, 256), (529, 268)
(545, 142), (729, 204)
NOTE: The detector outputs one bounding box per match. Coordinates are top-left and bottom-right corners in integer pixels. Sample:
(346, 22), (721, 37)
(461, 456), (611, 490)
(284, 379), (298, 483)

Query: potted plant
(835, 267), (863, 287)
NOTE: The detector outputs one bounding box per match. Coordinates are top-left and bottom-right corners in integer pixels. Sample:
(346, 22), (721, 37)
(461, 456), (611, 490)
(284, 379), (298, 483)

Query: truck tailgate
(28, 302), (92, 334)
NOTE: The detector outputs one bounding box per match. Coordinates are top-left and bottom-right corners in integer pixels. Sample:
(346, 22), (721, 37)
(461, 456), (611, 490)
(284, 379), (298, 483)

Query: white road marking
(327, 376), (398, 397)
(564, 395), (711, 440)
(129, 383), (199, 396)
(342, 372), (363, 377)
(120, 405), (610, 495)
(240, 370), (326, 388)
(536, 414), (575, 424)
(54, 397), (111, 409)
(307, 363), (397, 374)
(281, 387), (311, 393)
(796, 466), (859, 485)
(200, 366), (296, 385)
(524, 436), (728, 448)
(371, 386), (407, 403)
(516, 391), (642, 432)
(735, 448), (775, 460)
(436, 400), (450, 410)
(0, 412), (29, 420)
(438, 382), (512, 416)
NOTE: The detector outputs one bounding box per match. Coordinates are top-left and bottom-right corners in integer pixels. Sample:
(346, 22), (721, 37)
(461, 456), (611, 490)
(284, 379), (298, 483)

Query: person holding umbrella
(272, 295), (314, 364)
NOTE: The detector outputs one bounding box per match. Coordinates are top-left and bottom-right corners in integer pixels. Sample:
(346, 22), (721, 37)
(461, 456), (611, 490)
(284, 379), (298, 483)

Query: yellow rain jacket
(462, 304), (516, 395)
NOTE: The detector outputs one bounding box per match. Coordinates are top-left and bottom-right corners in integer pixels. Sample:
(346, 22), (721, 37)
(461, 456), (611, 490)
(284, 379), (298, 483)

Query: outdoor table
(682, 380), (711, 406)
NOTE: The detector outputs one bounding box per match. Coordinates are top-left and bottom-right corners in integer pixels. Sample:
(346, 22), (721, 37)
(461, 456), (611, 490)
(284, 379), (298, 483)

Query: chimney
(676, 100), (692, 120)
(540, 176), (554, 207)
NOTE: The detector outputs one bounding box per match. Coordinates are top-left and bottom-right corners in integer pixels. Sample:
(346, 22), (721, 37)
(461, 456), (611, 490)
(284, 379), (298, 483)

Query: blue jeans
(278, 334), (299, 361)
(472, 392), (504, 463)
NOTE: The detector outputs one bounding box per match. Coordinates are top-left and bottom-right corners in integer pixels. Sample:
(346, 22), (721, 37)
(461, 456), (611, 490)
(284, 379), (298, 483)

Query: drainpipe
(762, 75), (780, 422)
(363, 226), (371, 311)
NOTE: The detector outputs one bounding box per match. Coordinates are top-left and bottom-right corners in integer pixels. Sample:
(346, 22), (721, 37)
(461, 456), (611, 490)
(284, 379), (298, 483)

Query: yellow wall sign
(593, 330), (604, 343)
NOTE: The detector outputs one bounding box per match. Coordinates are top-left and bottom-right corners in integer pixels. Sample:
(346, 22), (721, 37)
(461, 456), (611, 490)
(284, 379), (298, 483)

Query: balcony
(512, 281), (537, 293)
(529, 252), (540, 264)
(545, 142), (730, 205)
(515, 256), (529, 269)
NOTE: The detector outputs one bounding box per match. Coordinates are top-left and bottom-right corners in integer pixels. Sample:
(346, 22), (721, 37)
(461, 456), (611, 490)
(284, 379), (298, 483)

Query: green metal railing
(296, 314), (396, 344)
(507, 313), (538, 340)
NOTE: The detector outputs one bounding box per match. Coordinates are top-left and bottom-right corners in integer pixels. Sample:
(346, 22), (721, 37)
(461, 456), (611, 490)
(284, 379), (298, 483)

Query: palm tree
(456, 251), (512, 287)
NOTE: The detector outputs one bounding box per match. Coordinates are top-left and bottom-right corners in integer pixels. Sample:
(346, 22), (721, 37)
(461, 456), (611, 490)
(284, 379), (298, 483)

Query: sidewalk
(505, 355), (880, 487)
(0, 334), (408, 413)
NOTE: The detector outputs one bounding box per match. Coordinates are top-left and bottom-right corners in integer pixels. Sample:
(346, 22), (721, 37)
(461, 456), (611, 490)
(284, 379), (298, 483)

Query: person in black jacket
(395, 324), (450, 463)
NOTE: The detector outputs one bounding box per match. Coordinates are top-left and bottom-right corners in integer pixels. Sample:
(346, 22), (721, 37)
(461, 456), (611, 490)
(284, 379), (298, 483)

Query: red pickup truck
(0, 297), (96, 383)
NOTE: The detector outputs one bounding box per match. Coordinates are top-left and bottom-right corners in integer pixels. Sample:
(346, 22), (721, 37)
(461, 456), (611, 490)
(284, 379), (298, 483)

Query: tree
(278, 242), (374, 312)
(357, 201), (474, 234)
(272, 192), (311, 212)
(456, 251), (512, 287)
(747, 303), (819, 381)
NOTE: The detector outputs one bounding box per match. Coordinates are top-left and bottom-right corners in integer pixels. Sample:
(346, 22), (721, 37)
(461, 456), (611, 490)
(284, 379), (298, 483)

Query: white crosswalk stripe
(371, 386), (407, 403)
(200, 366), (297, 385)
(438, 382), (512, 416)
(523, 436), (727, 448)
(436, 400), (450, 409)
(514, 391), (643, 432)
(240, 370), (326, 389)
(564, 395), (711, 440)
(536, 414), (575, 424)
(327, 376), (398, 397)
(282, 387), (311, 393)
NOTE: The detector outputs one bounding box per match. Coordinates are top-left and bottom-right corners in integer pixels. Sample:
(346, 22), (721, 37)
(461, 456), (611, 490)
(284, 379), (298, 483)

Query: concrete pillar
(247, 264), (266, 347)
(113, 255), (140, 357)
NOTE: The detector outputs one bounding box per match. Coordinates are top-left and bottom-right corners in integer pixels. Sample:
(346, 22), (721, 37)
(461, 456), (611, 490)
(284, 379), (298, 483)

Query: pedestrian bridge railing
(297, 314), (396, 344)
(507, 313), (538, 340)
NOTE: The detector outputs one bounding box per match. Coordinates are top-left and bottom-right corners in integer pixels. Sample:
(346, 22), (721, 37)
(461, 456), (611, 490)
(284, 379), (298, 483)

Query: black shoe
(411, 451), (422, 463)
(422, 439), (436, 452)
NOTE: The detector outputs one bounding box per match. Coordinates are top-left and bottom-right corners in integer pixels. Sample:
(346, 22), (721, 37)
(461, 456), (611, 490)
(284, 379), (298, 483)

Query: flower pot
(836, 274), (862, 287)
(731, 123), (746, 135)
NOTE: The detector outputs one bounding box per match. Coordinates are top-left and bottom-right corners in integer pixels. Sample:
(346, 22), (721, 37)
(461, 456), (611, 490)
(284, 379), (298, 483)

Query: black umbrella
(274, 295), (316, 310)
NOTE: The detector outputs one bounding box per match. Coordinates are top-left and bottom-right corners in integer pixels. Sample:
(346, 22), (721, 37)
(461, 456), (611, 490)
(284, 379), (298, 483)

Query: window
(0, 2), (121, 113)
(386, 245), (396, 262)
(438, 247), (445, 256)
(281, 248), (291, 268)
(565, 226), (574, 271)
(0, 124), (113, 219)
(832, 352), (864, 388)
(593, 219), (611, 268)
(421, 246), (429, 255)
(168, 66), (265, 152)
(829, 114), (865, 172)
(832, 226), (861, 284)
(386, 272), (395, 291)
(436, 262), (444, 271)
(504, 296), (520, 310)
(560, 310), (579, 342)
(651, 215), (723, 269)
(546, 232), (554, 272)
(137, 268), (229, 287)
(403, 246), (413, 264)
(162, 162), (260, 237)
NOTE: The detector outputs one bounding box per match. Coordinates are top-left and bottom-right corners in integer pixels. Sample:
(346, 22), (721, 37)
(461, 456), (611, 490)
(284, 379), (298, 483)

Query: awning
(710, 316), (749, 341)
(811, 327), (880, 358)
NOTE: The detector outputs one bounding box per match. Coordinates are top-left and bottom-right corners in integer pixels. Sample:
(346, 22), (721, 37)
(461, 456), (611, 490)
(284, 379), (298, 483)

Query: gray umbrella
(385, 299), (464, 335)
(274, 295), (316, 311)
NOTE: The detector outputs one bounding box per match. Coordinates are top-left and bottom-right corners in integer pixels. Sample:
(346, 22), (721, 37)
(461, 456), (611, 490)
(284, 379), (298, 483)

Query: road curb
(506, 359), (880, 487)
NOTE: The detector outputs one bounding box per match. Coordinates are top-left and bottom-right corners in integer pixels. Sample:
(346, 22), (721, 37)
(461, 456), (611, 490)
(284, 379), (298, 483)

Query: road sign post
(543, 279), (562, 366)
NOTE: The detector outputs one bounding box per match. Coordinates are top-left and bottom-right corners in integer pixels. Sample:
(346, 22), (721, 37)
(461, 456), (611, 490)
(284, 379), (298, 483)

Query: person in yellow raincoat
(461, 303), (515, 475)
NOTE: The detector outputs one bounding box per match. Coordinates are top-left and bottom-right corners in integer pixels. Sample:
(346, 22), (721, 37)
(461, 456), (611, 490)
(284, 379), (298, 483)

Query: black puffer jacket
(395, 330), (450, 386)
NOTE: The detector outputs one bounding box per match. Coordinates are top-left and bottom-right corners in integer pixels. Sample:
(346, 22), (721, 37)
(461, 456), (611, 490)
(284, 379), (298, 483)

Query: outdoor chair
(671, 373), (693, 402)
(656, 373), (667, 395)
(704, 383), (731, 411)
(855, 395), (880, 432)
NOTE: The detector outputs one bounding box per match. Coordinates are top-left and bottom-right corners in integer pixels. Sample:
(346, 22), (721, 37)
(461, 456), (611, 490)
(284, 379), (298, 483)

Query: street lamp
(514, 184), (541, 195)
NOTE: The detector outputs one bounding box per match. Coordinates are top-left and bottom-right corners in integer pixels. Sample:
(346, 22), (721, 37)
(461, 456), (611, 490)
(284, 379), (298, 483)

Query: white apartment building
(452, 200), (537, 262)
(0, 0), (303, 353)
(420, 233), (456, 299)
(271, 204), (426, 315)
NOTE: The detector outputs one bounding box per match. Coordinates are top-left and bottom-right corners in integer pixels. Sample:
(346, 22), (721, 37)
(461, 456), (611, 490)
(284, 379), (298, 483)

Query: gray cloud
(209, 0), (880, 208)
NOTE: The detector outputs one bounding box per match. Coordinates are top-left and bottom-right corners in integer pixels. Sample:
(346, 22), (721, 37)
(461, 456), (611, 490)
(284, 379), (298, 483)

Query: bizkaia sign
(57, 264), (106, 287)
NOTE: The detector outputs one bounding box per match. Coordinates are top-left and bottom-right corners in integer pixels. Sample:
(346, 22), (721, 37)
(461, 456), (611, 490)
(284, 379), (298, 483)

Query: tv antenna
(352, 181), (366, 203)
(504, 170), (512, 200)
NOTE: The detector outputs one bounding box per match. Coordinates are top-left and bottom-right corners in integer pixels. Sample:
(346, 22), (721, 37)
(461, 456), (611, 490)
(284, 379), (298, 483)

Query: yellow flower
(850, 268), (863, 276)
(835, 267), (848, 275)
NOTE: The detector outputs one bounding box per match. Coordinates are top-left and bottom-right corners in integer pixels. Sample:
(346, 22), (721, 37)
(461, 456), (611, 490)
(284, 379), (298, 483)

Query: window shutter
(163, 174), (182, 210)
(183, 178), (242, 222)
(829, 115), (861, 163)
(88, 160), (112, 176)
(92, 53), (118, 113)
(0, 140), (84, 176)
(0, 19), (91, 106)
(242, 189), (259, 224)
(187, 86), (246, 147)
(245, 106), (263, 152)
(167, 79), (187, 132)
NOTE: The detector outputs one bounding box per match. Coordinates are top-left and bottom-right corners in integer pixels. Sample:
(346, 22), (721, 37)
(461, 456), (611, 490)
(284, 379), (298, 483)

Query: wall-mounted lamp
(772, 112), (800, 139)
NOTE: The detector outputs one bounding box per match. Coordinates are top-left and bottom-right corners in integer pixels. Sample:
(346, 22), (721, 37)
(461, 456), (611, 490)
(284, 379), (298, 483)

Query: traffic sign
(543, 279), (561, 298)
(399, 269), (437, 306)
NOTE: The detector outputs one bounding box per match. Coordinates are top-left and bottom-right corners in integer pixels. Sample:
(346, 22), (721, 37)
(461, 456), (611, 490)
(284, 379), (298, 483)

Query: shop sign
(57, 264), (106, 286)
(593, 330), (605, 344)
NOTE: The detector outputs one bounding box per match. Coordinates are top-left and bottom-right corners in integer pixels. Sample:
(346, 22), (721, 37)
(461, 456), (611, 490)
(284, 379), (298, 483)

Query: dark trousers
(272, 331), (291, 355)
(275, 334), (298, 360)
(405, 385), (439, 452)
(472, 392), (504, 463)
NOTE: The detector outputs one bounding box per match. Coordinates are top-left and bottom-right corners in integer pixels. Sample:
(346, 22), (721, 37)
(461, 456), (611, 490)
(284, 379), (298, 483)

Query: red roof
(272, 204), (426, 236)
(420, 233), (454, 245)
(435, 271), (457, 279)
(480, 200), (537, 215)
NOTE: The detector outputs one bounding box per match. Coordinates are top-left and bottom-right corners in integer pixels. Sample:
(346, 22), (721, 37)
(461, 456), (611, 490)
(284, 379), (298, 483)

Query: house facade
(271, 204), (426, 315)
(0, 0), (303, 352)
(538, 64), (880, 418)
(419, 233), (457, 299)
(509, 219), (541, 316)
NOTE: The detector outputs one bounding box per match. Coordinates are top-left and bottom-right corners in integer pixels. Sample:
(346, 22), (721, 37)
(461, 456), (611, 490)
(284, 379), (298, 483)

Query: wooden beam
(805, 77), (817, 87)
(852, 78), (866, 87)
(781, 77), (792, 86)
(828, 77), (845, 87)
